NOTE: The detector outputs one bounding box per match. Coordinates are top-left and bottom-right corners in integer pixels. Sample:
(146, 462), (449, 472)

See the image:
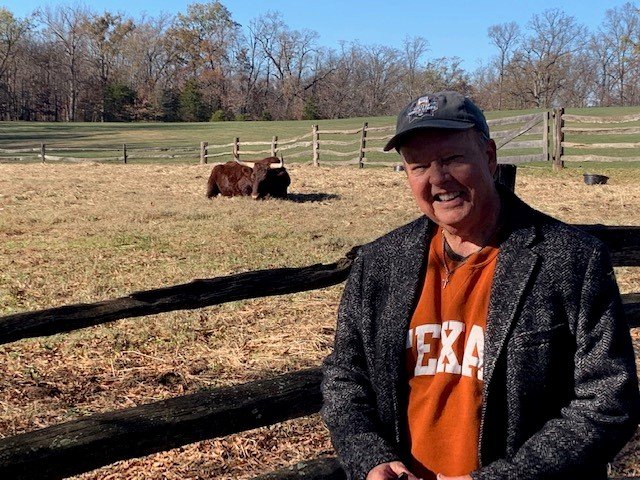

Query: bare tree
(228, 26), (267, 116)
(488, 21), (520, 109)
(36, 4), (91, 121)
(508, 9), (587, 108)
(251, 11), (322, 119)
(401, 35), (429, 100)
(0, 8), (31, 119)
(588, 33), (616, 106)
(130, 14), (176, 90)
(600, 2), (640, 105)
(83, 12), (134, 120)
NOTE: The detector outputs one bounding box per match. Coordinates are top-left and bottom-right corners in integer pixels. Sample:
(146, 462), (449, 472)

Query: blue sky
(3, 0), (626, 70)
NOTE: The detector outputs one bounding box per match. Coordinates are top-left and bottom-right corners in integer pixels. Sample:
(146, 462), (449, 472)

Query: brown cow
(206, 157), (290, 199)
(206, 161), (253, 198)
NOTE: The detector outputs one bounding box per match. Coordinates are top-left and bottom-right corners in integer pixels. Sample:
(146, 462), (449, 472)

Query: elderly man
(321, 91), (639, 480)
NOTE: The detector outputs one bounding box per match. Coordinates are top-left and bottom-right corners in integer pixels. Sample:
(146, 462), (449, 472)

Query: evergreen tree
(103, 83), (136, 121)
(179, 79), (210, 121)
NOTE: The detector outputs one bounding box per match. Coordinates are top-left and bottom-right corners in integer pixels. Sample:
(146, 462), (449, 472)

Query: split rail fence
(0, 145), (199, 163)
(202, 112), (551, 167)
(553, 108), (640, 169)
(0, 166), (638, 479)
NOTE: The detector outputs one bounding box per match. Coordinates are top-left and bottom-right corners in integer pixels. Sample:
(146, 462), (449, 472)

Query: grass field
(3, 105), (640, 165)
(0, 159), (639, 478)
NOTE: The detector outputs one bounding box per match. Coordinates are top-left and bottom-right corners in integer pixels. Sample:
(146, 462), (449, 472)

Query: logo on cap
(408, 95), (438, 118)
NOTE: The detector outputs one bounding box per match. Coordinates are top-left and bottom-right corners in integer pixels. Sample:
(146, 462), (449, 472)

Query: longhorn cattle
(206, 157), (290, 199)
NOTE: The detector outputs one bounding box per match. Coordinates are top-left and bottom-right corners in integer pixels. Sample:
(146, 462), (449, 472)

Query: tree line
(0, 1), (638, 122)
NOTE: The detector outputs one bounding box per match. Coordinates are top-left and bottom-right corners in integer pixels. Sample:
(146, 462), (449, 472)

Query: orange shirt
(405, 227), (499, 479)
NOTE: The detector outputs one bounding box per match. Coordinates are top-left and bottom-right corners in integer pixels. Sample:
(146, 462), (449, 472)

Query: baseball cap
(383, 91), (490, 152)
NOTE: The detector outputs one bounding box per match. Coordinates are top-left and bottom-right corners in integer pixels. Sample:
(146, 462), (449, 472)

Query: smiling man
(321, 91), (639, 480)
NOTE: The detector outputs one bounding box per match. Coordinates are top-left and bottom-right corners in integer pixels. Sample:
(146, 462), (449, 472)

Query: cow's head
(250, 157), (284, 199)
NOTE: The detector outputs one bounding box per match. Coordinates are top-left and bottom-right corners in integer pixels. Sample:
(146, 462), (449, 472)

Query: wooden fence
(554, 108), (640, 168)
(203, 112), (551, 167)
(488, 112), (549, 164)
(0, 166), (638, 479)
(0, 114), (547, 167)
(203, 123), (394, 167)
(0, 144), (200, 163)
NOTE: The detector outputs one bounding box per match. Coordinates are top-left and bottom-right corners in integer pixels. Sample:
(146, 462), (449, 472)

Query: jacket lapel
(483, 238), (538, 387)
(483, 194), (540, 390)
(380, 216), (432, 443)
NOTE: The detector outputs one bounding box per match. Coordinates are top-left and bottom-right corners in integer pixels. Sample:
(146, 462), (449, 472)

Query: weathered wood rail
(0, 165), (637, 479)
(0, 252), (356, 345)
(0, 369), (323, 480)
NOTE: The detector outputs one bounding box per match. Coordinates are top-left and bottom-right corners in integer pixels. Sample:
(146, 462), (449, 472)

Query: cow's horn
(270, 156), (284, 169)
(235, 159), (254, 168)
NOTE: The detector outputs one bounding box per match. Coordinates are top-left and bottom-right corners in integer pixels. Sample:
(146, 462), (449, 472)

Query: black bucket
(583, 173), (609, 185)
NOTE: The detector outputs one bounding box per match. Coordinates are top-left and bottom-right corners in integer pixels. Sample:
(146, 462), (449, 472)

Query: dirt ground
(0, 162), (638, 479)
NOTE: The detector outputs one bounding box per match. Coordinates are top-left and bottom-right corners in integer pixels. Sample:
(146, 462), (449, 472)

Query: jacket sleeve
(321, 253), (400, 480)
(472, 245), (640, 480)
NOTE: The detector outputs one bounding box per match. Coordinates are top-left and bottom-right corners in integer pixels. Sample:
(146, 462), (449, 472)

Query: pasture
(0, 160), (639, 479)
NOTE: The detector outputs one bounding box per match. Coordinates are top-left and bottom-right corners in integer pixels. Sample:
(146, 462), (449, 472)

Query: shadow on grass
(286, 193), (340, 203)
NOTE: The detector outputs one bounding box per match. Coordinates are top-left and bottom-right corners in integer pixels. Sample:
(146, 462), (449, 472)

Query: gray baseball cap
(383, 91), (490, 152)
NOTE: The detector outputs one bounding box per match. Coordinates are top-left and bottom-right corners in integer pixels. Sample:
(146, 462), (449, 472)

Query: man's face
(400, 128), (498, 236)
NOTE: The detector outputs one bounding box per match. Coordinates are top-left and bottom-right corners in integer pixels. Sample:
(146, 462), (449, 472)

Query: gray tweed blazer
(321, 188), (639, 480)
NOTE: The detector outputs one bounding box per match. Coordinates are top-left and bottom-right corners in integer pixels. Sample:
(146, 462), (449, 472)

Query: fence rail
(0, 369), (323, 480)
(562, 112), (640, 123)
(0, 251), (356, 345)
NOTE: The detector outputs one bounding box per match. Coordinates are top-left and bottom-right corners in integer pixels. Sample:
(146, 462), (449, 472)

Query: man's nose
(429, 161), (448, 183)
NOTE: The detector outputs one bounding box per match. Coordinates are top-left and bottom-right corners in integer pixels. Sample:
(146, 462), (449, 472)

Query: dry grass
(0, 162), (638, 479)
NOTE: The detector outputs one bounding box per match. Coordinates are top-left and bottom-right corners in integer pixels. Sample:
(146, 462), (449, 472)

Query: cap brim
(383, 120), (475, 152)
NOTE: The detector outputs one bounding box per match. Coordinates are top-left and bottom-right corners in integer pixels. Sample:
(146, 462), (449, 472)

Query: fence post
(494, 164), (517, 193)
(233, 137), (240, 161)
(358, 122), (368, 168)
(271, 136), (278, 157)
(553, 108), (564, 171)
(312, 125), (319, 166)
(40, 143), (45, 163)
(543, 111), (549, 162)
(123, 144), (127, 164)
(200, 141), (208, 164)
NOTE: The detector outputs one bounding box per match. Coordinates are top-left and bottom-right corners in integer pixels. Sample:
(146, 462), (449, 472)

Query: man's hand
(366, 461), (420, 480)
(436, 475), (472, 480)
